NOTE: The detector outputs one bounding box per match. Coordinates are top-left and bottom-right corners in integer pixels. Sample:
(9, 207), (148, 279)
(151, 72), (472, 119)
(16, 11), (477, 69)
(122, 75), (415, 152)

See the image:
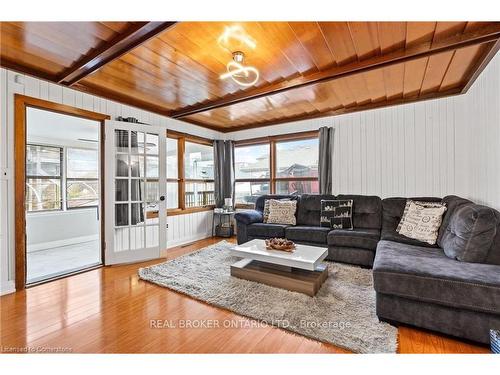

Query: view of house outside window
(275, 138), (319, 195)
(234, 137), (319, 206)
(235, 143), (270, 205)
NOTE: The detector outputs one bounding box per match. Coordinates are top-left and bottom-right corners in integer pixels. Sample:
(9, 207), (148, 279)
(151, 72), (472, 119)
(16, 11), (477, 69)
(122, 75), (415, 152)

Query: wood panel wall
(0, 68), (223, 294)
(227, 53), (500, 210)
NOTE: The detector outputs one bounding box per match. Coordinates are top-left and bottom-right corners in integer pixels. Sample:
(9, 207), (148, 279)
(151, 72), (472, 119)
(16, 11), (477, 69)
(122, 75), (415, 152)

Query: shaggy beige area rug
(138, 241), (398, 353)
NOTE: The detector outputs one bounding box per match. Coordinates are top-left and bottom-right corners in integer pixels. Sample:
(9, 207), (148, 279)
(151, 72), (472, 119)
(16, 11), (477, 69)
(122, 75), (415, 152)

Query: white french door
(104, 120), (167, 265)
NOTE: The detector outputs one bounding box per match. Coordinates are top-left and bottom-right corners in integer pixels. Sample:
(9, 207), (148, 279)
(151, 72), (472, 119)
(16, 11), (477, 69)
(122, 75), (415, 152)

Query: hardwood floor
(0, 237), (489, 354)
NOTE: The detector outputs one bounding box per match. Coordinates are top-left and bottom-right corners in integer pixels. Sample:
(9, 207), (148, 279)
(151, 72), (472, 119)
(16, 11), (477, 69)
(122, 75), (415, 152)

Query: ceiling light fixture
(218, 27), (260, 87)
(220, 52), (260, 87)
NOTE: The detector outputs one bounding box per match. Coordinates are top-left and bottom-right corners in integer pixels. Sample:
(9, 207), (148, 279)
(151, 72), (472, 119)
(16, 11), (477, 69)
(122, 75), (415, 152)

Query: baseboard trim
(0, 280), (15, 295)
(167, 233), (212, 249)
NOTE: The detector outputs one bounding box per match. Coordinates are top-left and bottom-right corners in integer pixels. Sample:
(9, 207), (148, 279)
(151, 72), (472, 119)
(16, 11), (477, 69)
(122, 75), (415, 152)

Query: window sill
(167, 206), (215, 216)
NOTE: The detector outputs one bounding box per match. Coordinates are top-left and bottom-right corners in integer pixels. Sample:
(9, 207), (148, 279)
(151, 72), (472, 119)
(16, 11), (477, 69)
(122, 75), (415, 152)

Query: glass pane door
(105, 121), (166, 265)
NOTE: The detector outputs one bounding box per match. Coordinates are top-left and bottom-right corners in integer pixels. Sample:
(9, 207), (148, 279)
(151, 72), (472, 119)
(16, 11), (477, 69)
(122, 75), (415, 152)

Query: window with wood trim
(234, 143), (270, 206)
(274, 137), (319, 195)
(234, 132), (319, 208)
(167, 132), (215, 214)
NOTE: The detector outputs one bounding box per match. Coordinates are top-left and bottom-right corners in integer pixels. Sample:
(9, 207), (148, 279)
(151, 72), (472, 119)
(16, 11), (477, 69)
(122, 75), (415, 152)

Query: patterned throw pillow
(396, 200), (445, 233)
(397, 201), (447, 244)
(263, 200), (271, 223)
(321, 199), (353, 230)
(266, 199), (297, 225)
(320, 200), (336, 227)
(263, 198), (293, 223)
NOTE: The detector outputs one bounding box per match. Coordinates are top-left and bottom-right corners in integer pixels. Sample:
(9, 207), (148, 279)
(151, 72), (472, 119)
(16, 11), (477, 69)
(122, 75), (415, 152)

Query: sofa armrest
(234, 210), (263, 225)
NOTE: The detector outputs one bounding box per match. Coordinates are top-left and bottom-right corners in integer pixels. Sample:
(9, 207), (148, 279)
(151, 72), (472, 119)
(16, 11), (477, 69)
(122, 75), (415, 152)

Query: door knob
(159, 196), (165, 201)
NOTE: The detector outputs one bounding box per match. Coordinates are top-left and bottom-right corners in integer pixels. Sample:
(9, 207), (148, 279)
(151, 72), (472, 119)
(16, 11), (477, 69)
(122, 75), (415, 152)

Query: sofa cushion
(327, 246), (375, 267)
(234, 210), (263, 225)
(440, 203), (499, 263)
(488, 221), (500, 266)
(247, 223), (289, 238)
(285, 226), (330, 244)
(439, 197), (500, 265)
(373, 240), (500, 314)
(337, 194), (382, 229)
(296, 194), (336, 226)
(381, 197), (441, 248)
(437, 195), (473, 244)
(327, 228), (380, 250)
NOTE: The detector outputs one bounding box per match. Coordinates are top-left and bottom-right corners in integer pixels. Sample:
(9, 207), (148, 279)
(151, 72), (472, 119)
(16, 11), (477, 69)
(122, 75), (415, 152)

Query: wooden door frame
(14, 94), (110, 290)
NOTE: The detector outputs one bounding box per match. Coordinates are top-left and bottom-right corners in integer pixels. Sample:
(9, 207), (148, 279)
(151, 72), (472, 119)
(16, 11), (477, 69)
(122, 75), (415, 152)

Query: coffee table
(230, 239), (329, 296)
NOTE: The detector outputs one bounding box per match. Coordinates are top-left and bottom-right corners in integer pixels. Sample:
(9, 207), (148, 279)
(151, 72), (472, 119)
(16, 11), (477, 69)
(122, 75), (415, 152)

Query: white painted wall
(227, 53), (500, 211)
(0, 69), (223, 295)
(167, 210), (214, 248)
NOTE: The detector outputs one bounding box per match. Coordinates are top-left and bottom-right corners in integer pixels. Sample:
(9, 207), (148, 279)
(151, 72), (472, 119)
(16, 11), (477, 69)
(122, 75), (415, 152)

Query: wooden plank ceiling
(1, 21), (499, 132)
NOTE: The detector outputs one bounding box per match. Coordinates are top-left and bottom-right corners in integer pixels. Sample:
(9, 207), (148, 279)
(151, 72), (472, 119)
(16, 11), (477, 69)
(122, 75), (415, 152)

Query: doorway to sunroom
(25, 107), (102, 284)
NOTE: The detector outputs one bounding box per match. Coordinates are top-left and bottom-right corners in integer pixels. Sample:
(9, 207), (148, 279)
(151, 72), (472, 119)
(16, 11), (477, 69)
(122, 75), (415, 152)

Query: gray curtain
(214, 140), (235, 208)
(318, 126), (335, 195)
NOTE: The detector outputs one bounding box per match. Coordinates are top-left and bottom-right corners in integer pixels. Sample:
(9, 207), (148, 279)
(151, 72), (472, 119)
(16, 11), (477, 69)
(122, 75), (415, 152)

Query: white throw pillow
(397, 201), (447, 245)
(263, 198), (291, 223)
(396, 200), (445, 233)
(266, 199), (297, 225)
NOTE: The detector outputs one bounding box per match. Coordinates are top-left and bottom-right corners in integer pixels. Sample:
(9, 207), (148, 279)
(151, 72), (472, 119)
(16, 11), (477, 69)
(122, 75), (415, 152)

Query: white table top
(230, 239), (328, 271)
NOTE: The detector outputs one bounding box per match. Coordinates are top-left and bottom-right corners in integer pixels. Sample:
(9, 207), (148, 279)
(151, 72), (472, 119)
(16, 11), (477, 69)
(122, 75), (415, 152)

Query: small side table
(212, 210), (235, 238)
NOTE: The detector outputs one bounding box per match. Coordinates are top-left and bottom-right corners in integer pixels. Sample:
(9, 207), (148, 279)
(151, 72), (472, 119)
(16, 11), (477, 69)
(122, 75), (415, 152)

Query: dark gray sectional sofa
(234, 193), (500, 344)
(235, 194), (382, 267)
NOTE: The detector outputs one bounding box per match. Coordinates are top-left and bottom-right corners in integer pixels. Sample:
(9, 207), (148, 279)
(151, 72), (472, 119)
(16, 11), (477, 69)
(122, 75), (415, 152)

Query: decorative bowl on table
(265, 238), (296, 252)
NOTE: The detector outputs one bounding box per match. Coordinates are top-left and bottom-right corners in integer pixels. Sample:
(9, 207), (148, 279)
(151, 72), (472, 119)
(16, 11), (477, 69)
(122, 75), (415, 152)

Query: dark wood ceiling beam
(57, 22), (177, 86)
(172, 24), (500, 119)
(460, 38), (500, 94)
(213, 87), (464, 133)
